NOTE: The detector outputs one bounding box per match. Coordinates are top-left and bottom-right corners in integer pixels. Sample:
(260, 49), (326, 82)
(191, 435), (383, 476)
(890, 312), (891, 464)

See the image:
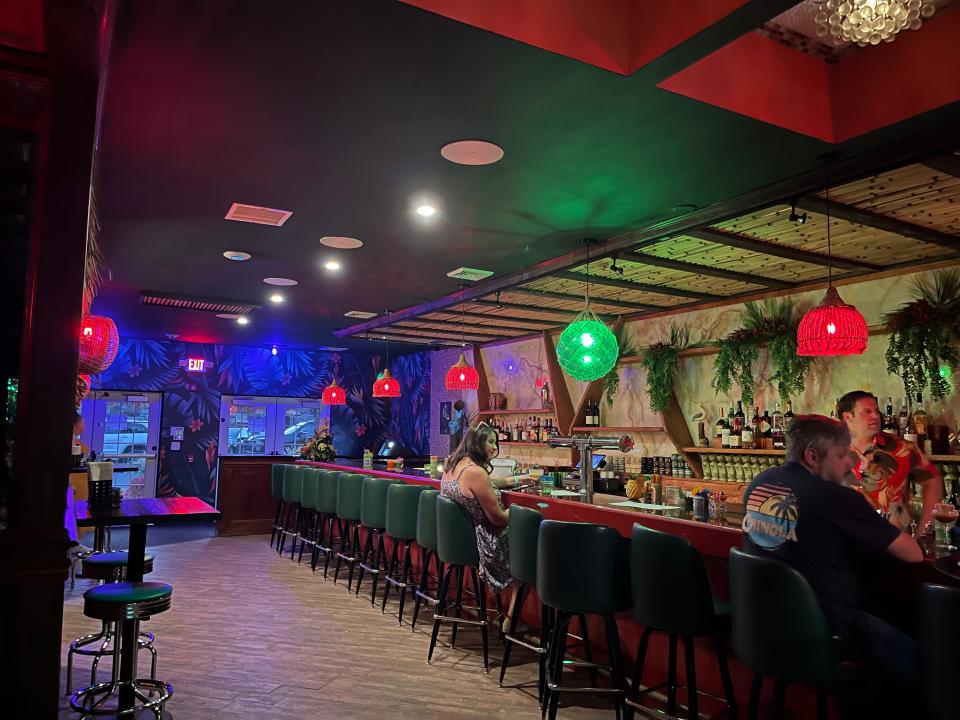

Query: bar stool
(539, 520), (631, 720)
(66, 552), (157, 695)
(381, 483), (428, 624)
(919, 583), (960, 720)
(625, 523), (737, 720)
(270, 462), (289, 548)
(277, 465), (304, 558)
(313, 470), (341, 576)
(69, 581), (174, 718)
(410, 488), (443, 632)
(428, 496), (492, 672)
(355, 477), (405, 603)
(729, 548), (835, 720)
(295, 467), (321, 564)
(333, 473), (366, 590)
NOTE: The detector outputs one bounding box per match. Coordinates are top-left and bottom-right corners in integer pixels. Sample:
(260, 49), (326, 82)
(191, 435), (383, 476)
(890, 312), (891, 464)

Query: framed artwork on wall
(439, 401), (451, 435)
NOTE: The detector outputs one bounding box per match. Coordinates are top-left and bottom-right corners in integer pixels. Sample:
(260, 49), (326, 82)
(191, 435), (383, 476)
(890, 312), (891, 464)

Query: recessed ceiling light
(323, 259), (341, 271)
(415, 204), (437, 217)
(236, 317), (249, 325)
(441, 139), (504, 166)
(223, 250), (251, 261)
(216, 313), (241, 319)
(320, 236), (363, 249)
(263, 277), (299, 286)
(269, 293), (284, 303)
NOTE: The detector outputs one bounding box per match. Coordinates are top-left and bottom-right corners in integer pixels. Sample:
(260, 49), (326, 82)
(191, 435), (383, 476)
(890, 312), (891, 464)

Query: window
(219, 396), (328, 456)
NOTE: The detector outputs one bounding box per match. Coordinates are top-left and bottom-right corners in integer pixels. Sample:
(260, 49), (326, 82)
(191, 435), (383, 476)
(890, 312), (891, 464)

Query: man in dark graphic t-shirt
(742, 415), (922, 717)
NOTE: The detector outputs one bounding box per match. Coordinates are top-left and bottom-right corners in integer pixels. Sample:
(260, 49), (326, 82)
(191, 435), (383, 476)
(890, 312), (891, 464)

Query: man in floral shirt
(838, 390), (942, 532)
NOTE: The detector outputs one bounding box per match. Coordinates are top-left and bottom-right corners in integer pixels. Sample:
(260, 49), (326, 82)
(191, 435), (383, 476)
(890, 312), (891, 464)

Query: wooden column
(569, 316), (626, 433)
(0, 0), (109, 713)
(659, 388), (704, 479)
(472, 344), (491, 412)
(541, 329), (575, 435)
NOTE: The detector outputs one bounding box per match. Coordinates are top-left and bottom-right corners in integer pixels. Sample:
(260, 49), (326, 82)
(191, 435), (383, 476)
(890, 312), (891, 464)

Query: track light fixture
(495, 290), (502, 310)
(789, 200), (808, 225)
(610, 255), (624, 276)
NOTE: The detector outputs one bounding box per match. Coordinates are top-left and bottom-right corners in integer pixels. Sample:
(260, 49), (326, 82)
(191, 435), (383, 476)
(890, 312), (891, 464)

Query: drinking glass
(933, 502), (958, 552)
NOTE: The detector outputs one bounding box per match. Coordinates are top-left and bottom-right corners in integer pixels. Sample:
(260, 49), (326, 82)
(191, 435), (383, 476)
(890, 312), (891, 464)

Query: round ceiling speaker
(320, 236), (363, 249)
(440, 140), (504, 166)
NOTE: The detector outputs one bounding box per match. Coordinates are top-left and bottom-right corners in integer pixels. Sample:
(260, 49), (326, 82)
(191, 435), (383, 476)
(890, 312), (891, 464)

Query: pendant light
(321, 378), (346, 405)
(556, 241), (619, 381)
(797, 167), (868, 357)
(78, 314), (120, 374)
(372, 312), (401, 398)
(444, 285), (480, 391)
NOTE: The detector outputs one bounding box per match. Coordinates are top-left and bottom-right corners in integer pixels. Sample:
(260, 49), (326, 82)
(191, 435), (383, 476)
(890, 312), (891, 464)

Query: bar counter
(298, 459), (956, 717)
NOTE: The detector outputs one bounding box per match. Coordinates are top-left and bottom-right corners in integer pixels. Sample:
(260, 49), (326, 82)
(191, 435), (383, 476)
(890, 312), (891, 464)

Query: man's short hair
(837, 390), (876, 420)
(786, 414), (851, 463)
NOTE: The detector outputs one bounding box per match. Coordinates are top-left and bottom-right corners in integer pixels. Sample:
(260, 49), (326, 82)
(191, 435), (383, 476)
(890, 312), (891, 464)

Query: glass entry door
(81, 390), (162, 498)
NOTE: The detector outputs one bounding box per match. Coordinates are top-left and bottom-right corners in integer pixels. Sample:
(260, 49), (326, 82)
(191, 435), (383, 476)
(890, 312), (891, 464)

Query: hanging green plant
(641, 324), (691, 412)
(601, 339), (638, 406)
(883, 269), (960, 401)
(711, 299), (812, 407)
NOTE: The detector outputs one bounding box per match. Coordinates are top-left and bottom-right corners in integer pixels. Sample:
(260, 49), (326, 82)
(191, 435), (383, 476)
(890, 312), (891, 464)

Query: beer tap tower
(547, 433), (634, 504)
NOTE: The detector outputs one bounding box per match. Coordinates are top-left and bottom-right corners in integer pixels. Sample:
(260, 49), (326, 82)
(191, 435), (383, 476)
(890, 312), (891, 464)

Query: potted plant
(299, 424), (337, 462)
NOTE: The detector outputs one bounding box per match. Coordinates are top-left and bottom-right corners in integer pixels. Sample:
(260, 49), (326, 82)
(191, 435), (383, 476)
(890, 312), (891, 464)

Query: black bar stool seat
(69, 582), (174, 718)
(381, 483), (429, 624)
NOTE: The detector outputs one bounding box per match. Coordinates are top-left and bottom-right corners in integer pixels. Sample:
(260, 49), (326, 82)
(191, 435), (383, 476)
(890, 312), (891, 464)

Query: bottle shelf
(478, 409), (555, 416)
(683, 447), (786, 456)
(572, 426), (664, 433)
(499, 441), (555, 446)
(930, 454), (959, 462)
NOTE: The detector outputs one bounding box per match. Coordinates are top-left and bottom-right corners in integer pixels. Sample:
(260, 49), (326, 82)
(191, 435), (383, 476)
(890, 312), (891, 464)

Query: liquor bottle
(912, 393), (929, 440)
(720, 411), (731, 449)
(728, 415), (742, 449)
(534, 416), (542, 443)
(715, 406), (726, 444)
(734, 401), (745, 432)
(882, 397), (898, 435)
(593, 399), (601, 428)
(783, 400), (794, 429)
(761, 408), (772, 439)
(741, 408), (755, 450)
(771, 417), (786, 450)
(771, 402), (783, 436)
(897, 398), (909, 437)
(513, 420), (521, 442)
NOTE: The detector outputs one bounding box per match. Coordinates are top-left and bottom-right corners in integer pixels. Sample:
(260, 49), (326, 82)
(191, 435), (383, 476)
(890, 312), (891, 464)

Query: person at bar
(440, 421), (515, 627)
(742, 415), (923, 717)
(837, 390), (942, 532)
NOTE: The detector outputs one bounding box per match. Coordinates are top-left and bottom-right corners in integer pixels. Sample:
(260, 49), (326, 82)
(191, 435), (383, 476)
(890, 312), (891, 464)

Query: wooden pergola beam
(689, 228), (882, 272)
(630, 252), (794, 289)
(394, 317), (527, 336)
(470, 298), (616, 320)
(796, 195), (960, 250)
(429, 308), (559, 329)
(552, 270), (721, 301)
(506, 286), (661, 312)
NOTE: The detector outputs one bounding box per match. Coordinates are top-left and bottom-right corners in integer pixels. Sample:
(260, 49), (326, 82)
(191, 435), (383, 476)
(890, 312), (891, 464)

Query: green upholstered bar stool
(380, 483), (429, 624)
(66, 552), (158, 695)
(313, 470), (342, 576)
(729, 547), (836, 720)
(411, 489), (443, 632)
(499, 504), (597, 703)
(69, 582), (174, 718)
(428, 496), (493, 672)
(294, 467), (321, 564)
(277, 465), (305, 558)
(919, 583), (960, 720)
(625, 523), (737, 720)
(355, 477), (405, 603)
(333, 473), (367, 590)
(538, 520), (631, 720)
(270, 463), (290, 548)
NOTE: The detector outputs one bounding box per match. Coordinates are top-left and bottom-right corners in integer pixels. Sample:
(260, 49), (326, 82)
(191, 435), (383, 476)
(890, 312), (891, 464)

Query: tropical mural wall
(91, 339), (430, 504)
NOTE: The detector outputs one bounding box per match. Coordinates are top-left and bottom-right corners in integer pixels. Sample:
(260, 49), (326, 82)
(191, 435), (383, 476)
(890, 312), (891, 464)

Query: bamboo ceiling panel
(425, 311), (556, 330)
(385, 326), (499, 343)
(394, 320), (519, 337)
(714, 206), (954, 265)
(827, 164), (960, 234)
(453, 301), (579, 323)
(567, 260), (753, 297)
(523, 277), (689, 308)
(641, 236), (828, 283)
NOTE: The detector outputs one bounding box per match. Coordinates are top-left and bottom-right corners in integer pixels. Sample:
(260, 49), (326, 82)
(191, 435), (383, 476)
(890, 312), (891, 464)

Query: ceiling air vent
(224, 202), (293, 227)
(446, 267), (493, 281)
(141, 291), (260, 315)
(344, 310), (377, 319)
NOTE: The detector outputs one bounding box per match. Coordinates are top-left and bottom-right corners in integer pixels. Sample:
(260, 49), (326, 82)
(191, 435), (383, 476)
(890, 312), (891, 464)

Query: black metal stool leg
(346, 524), (361, 590)
(604, 615), (626, 720)
(381, 538), (401, 613)
(370, 531), (386, 605)
(667, 633), (678, 716)
(354, 528), (374, 595)
(625, 626), (653, 720)
(773, 679), (787, 720)
(396, 542), (414, 624)
(411, 547), (431, 631)
(428, 565), (454, 663)
(498, 581), (528, 687)
(684, 635), (698, 720)
(748, 673), (763, 720)
(450, 565), (465, 649)
(715, 631), (738, 716)
(546, 611), (571, 720)
(474, 569), (489, 673)
(578, 613), (597, 687)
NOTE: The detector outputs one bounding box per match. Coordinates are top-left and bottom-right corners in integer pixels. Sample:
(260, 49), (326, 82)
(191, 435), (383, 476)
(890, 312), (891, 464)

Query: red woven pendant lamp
(321, 379), (346, 405)
(372, 312), (401, 398)
(444, 285), (480, 391)
(78, 314), (120, 374)
(797, 170), (867, 357)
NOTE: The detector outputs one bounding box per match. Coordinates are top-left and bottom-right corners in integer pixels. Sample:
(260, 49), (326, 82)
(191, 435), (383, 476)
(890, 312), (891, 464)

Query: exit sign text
(186, 357), (206, 372)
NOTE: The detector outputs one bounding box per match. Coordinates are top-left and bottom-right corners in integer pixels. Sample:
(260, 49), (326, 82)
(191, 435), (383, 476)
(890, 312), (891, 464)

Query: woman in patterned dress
(440, 422), (515, 626)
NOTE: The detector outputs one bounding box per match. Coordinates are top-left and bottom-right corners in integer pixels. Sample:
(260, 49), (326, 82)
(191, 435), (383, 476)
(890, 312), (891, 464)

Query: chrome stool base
(66, 622), (157, 695)
(70, 677), (172, 718)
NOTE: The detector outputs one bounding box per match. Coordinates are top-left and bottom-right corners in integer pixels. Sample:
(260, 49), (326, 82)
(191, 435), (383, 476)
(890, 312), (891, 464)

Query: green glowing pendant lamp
(556, 240), (618, 381)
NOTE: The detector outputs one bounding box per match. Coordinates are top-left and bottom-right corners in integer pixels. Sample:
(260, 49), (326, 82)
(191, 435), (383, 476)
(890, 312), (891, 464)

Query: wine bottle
(783, 400), (794, 429)
(742, 408), (756, 450)
(715, 405), (726, 443)
(734, 401), (745, 432)
(882, 397), (898, 435)
(912, 393), (929, 439)
(897, 398), (909, 438)
(770, 402), (782, 436)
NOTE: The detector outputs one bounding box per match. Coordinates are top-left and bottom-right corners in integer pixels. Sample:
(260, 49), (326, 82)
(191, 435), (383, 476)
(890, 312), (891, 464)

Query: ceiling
(90, 0), (960, 354)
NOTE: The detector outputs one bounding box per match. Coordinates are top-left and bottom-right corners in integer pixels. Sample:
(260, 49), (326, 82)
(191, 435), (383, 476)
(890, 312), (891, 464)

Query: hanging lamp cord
(584, 239), (591, 308)
(825, 161), (833, 288)
(460, 284), (467, 348)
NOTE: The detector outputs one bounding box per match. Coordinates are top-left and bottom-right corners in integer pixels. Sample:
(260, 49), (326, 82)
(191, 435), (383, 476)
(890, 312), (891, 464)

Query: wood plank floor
(59, 534), (616, 719)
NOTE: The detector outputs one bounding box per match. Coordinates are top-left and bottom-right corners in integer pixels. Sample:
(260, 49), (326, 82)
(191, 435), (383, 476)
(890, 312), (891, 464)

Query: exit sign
(186, 357), (206, 372)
